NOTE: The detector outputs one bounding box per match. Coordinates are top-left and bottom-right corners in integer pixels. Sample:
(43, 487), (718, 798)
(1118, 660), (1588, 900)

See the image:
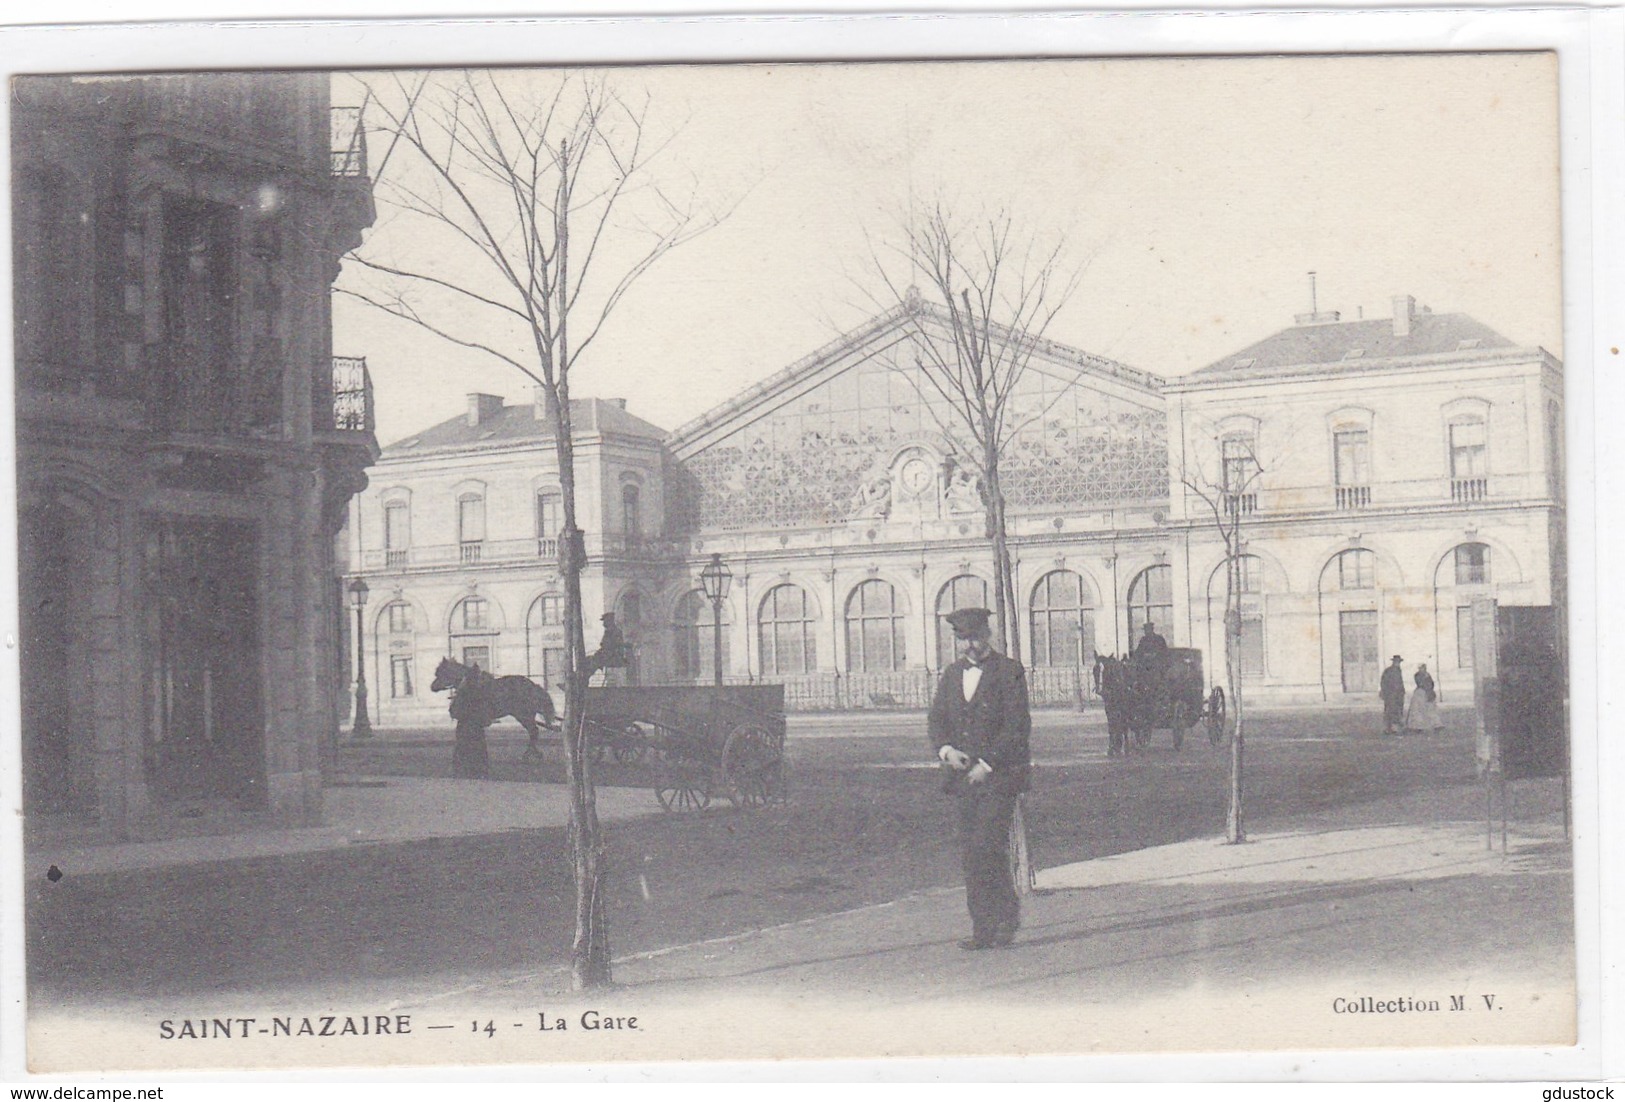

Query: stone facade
(347, 297), (1562, 724)
(14, 74), (377, 839)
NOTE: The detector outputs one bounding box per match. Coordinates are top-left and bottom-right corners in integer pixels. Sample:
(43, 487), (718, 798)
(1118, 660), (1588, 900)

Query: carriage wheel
(722, 723), (783, 810)
(613, 722), (651, 765)
(1207, 689), (1228, 747)
(656, 784), (710, 813)
(1170, 701), (1189, 751)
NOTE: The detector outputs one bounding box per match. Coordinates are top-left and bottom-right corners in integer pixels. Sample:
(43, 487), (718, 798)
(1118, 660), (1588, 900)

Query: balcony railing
(537, 536), (560, 558)
(330, 355), (374, 432)
(1451, 476), (1488, 503)
(331, 106), (367, 178)
(385, 549), (408, 568)
(459, 541), (484, 564)
(1223, 492), (1258, 516)
(1335, 485), (1371, 510)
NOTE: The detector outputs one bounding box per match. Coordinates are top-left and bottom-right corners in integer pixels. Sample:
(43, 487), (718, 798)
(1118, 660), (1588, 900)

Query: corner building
(349, 296), (1562, 723)
(14, 74), (378, 839)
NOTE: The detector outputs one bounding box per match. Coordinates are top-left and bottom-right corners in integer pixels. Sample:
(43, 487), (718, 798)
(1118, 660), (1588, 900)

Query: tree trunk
(983, 451), (1022, 664)
(549, 383), (612, 990)
(1225, 540), (1246, 844)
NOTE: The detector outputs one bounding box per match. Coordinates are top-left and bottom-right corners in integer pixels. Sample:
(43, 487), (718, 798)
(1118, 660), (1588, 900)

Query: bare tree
(338, 69), (721, 989)
(868, 204), (1083, 662)
(1178, 428), (1267, 844)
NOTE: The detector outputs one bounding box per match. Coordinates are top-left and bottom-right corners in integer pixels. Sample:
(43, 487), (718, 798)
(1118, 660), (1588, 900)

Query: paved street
(25, 703), (1570, 1025)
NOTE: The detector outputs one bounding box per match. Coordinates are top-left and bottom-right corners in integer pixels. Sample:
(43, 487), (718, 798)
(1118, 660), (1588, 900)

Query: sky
(331, 54), (1562, 448)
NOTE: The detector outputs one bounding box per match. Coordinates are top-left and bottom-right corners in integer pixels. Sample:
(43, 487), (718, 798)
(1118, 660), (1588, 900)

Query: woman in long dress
(1405, 663), (1445, 732)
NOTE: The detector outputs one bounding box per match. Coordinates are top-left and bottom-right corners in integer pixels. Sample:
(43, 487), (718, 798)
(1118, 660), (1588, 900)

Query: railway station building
(343, 294), (1564, 725)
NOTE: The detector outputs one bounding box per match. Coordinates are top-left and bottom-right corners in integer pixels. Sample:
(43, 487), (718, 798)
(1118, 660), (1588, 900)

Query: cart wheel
(1171, 701), (1189, 751)
(656, 784), (710, 812)
(614, 722), (651, 764)
(722, 723), (783, 810)
(1207, 688), (1228, 747)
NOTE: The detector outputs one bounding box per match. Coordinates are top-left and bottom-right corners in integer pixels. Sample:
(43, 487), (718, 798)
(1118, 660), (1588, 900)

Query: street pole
(349, 577), (372, 739)
(712, 592), (724, 688)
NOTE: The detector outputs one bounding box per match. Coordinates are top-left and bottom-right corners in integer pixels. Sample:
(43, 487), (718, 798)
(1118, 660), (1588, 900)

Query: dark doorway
(149, 518), (264, 803)
(18, 502), (96, 815)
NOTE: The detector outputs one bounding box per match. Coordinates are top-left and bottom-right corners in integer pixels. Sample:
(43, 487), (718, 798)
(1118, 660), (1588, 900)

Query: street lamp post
(698, 553), (732, 688)
(348, 577), (372, 739)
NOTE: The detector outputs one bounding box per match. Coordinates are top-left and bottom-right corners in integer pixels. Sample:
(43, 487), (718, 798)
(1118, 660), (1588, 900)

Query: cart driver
(1133, 621), (1169, 663)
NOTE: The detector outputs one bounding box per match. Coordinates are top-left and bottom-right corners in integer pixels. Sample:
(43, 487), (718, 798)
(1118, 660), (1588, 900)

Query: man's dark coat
(927, 653), (1033, 793)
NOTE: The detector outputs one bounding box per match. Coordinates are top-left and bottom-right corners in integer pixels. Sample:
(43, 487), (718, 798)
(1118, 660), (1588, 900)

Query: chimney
(1391, 295), (1416, 337)
(533, 385), (557, 423)
(466, 393), (505, 427)
(608, 398), (627, 410)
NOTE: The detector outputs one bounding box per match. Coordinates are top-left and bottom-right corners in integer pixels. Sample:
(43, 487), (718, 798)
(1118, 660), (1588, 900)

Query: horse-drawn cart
(1099, 647), (1227, 753)
(581, 684), (787, 812)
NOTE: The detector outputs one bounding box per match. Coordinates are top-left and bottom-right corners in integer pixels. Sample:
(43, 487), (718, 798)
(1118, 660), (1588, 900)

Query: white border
(0, 5), (1618, 1089)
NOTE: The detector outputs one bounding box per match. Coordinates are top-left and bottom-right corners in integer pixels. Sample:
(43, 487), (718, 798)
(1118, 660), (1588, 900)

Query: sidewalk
(382, 809), (1572, 1061)
(25, 776), (659, 877)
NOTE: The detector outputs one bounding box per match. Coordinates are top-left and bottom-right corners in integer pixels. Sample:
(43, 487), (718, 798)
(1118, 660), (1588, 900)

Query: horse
(1095, 654), (1141, 758)
(429, 657), (559, 763)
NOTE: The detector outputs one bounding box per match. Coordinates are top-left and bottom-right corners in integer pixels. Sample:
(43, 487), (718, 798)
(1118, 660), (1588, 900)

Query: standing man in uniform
(928, 607), (1032, 950)
(1380, 654), (1406, 736)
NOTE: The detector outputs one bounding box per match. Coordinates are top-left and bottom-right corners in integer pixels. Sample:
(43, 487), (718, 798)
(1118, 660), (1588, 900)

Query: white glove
(939, 745), (972, 770)
(965, 760), (993, 785)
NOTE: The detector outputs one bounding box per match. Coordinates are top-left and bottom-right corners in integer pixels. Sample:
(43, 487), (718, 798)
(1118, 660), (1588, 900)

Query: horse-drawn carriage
(580, 684), (787, 812)
(1097, 647), (1227, 754)
(429, 657), (787, 812)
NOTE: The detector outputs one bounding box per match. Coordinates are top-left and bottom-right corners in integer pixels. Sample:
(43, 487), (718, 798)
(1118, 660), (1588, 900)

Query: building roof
(380, 397), (667, 457)
(668, 300), (1160, 454)
(1194, 310), (1518, 378)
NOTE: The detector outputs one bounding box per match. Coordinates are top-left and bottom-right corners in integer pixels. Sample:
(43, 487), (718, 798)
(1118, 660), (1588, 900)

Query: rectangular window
(1221, 436), (1258, 493)
(387, 603), (411, 633)
(462, 645), (490, 670)
(1239, 614), (1265, 678)
(390, 657), (414, 698)
(1456, 605), (1475, 669)
(542, 646), (568, 688)
(1333, 429), (1370, 486)
(1339, 550), (1375, 590)
(1455, 544), (1491, 586)
(462, 598), (488, 630)
(536, 493), (561, 539)
(384, 503), (410, 551)
(458, 496), (485, 544)
(1338, 609), (1379, 693)
(1450, 421), (1486, 478)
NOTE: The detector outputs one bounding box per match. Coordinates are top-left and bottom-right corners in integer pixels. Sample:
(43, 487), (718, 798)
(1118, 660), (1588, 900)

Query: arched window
(1126, 564), (1173, 642)
(936, 575), (990, 669)
(1029, 570), (1095, 668)
(383, 502), (410, 567)
(759, 584), (817, 676)
(1454, 543), (1491, 586)
(1336, 549), (1376, 590)
(1208, 556), (1265, 677)
(673, 590), (729, 682)
(845, 579), (905, 672)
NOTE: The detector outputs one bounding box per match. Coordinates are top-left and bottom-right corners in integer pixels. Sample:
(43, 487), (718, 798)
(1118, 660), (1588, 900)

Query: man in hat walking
(1380, 654), (1406, 736)
(928, 607), (1032, 950)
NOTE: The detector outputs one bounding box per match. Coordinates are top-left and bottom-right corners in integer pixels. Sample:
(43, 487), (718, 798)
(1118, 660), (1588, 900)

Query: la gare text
(158, 1010), (641, 1039)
